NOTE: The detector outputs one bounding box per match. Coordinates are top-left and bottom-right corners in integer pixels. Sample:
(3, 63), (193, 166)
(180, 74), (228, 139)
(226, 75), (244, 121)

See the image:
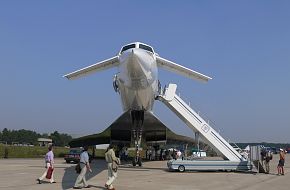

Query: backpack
(265, 152), (272, 162)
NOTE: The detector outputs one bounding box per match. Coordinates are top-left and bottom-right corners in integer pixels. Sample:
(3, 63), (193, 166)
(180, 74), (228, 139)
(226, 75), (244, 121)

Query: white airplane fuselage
(64, 41), (211, 116)
(64, 42), (211, 164)
(117, 48), (158, 112)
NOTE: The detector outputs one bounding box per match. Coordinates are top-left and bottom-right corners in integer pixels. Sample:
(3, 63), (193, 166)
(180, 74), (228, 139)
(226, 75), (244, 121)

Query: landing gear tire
(137, 157), (142, 167)
(132, 158), (136, 167)
(178, 165), (185, 172)
(132, 157), (142, 167)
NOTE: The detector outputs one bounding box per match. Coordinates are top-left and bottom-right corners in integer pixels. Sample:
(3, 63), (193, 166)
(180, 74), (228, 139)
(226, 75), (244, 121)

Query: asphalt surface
(0, 154), (289, 190)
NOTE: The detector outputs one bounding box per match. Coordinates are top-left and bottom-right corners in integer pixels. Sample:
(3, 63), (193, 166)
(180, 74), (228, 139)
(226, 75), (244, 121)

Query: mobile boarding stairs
(157, 83), (254, 172)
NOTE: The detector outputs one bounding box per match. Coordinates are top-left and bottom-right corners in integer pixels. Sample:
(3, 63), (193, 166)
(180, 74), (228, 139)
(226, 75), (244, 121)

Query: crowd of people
(117, 147), (129, 162)
(117, 146), (185, 162)
(145, 148), (185, 161)
(35, 144), (287, 189)
(35, 144), (188, 189)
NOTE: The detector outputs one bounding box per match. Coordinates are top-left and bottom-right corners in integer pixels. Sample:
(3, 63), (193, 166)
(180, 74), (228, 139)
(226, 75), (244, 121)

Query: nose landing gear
(131, 110), (144, 167)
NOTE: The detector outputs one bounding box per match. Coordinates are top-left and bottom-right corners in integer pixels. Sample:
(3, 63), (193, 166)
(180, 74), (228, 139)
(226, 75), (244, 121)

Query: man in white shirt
(105, 144), (119, 190)
(73, 146), (92, 189)
(124, 147), (129, 162)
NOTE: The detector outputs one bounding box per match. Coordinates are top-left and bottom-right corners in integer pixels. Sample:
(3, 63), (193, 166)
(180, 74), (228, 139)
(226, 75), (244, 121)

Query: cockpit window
(139, 44), (153, 53)
(121, 44), (136, 52)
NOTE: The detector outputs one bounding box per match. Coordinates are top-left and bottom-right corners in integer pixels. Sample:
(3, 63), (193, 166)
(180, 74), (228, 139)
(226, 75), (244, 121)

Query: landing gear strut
(131, 110), (144, 167)
(132, 131), (142, 167)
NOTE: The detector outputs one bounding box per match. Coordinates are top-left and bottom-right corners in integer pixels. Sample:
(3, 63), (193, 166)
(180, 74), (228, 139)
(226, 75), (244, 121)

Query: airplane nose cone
(128, 53), (145, 78)
(127, 48), (139, 62)
(120, 49), (149, 78)
(118, 48), (157, 88)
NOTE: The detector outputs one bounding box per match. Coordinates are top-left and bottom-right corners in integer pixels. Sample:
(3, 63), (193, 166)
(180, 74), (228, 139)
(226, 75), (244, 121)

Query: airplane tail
(156, 56), (212, 82)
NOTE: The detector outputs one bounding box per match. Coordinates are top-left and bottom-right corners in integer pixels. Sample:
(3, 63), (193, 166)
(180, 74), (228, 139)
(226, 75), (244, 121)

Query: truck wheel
(178, 165), (185, 172)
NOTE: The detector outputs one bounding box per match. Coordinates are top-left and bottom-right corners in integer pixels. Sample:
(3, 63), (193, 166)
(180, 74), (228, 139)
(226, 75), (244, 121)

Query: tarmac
(0, 154), (289, 190)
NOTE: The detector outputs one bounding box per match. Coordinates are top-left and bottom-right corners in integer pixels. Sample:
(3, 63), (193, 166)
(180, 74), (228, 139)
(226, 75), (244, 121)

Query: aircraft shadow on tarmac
(61, 159), (107, 190)
(61, 159), (172, 189)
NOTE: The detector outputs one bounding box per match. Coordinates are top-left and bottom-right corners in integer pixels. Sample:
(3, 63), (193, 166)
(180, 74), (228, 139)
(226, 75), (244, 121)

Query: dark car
(64, 148), (92, 163)
(271, 147), (278, 154)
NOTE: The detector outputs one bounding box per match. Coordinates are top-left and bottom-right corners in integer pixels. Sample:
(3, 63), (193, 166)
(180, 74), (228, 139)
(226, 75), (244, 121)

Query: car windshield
(69, 149), (82, 154)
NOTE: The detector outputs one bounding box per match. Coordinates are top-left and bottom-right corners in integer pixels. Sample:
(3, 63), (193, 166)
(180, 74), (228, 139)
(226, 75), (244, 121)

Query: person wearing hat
(277, 148), (285, 175)
(73, 146), (92, 189)
(105, 144), (120, 190)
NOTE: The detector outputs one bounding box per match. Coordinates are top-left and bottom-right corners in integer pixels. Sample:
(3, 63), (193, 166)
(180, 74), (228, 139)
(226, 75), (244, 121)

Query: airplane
(64, 42), (211, 166)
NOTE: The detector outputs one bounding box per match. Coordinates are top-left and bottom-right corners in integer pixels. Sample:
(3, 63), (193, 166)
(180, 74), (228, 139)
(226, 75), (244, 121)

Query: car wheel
(66, 160), (70, 163)
(178, 165), (185, 172)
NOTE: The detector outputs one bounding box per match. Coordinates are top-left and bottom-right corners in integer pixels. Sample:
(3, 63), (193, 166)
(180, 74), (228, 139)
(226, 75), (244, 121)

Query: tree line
(0, 128), (72, 147)
(236, 142), (290, 149)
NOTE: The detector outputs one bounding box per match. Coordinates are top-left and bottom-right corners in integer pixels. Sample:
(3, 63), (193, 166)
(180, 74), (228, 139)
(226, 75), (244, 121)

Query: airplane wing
(69, 111), (196, 148)
(156, 56), (212, 82)
(69, 111), (168, 147)
(63, 56), (119, 80)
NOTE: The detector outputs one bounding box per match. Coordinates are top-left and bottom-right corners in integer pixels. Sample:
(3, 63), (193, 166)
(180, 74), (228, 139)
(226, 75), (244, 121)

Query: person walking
(260, 148), (267, 167)
(124, 147), (129, 162)
(73, 146), (92, 189)
(264, 151), (273, 174)
(4, 146), (8, 159)
(37, 144), (56, 184)
(148, 149), (152, 161)
(105, 144), (119, 190)
(177, 150), (182, 159)
(277, 148), (286, 175)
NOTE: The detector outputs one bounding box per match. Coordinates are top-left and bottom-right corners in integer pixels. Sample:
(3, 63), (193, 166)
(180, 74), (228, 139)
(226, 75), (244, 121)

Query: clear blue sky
(1, 1), (289, 143)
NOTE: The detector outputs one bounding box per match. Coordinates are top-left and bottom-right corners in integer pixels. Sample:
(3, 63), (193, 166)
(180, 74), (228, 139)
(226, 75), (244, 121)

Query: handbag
(75, 163), (81, 174)
(112, 161), (118, 172)
(112, 158), (120, 172)
(46, 166), (54, 179)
